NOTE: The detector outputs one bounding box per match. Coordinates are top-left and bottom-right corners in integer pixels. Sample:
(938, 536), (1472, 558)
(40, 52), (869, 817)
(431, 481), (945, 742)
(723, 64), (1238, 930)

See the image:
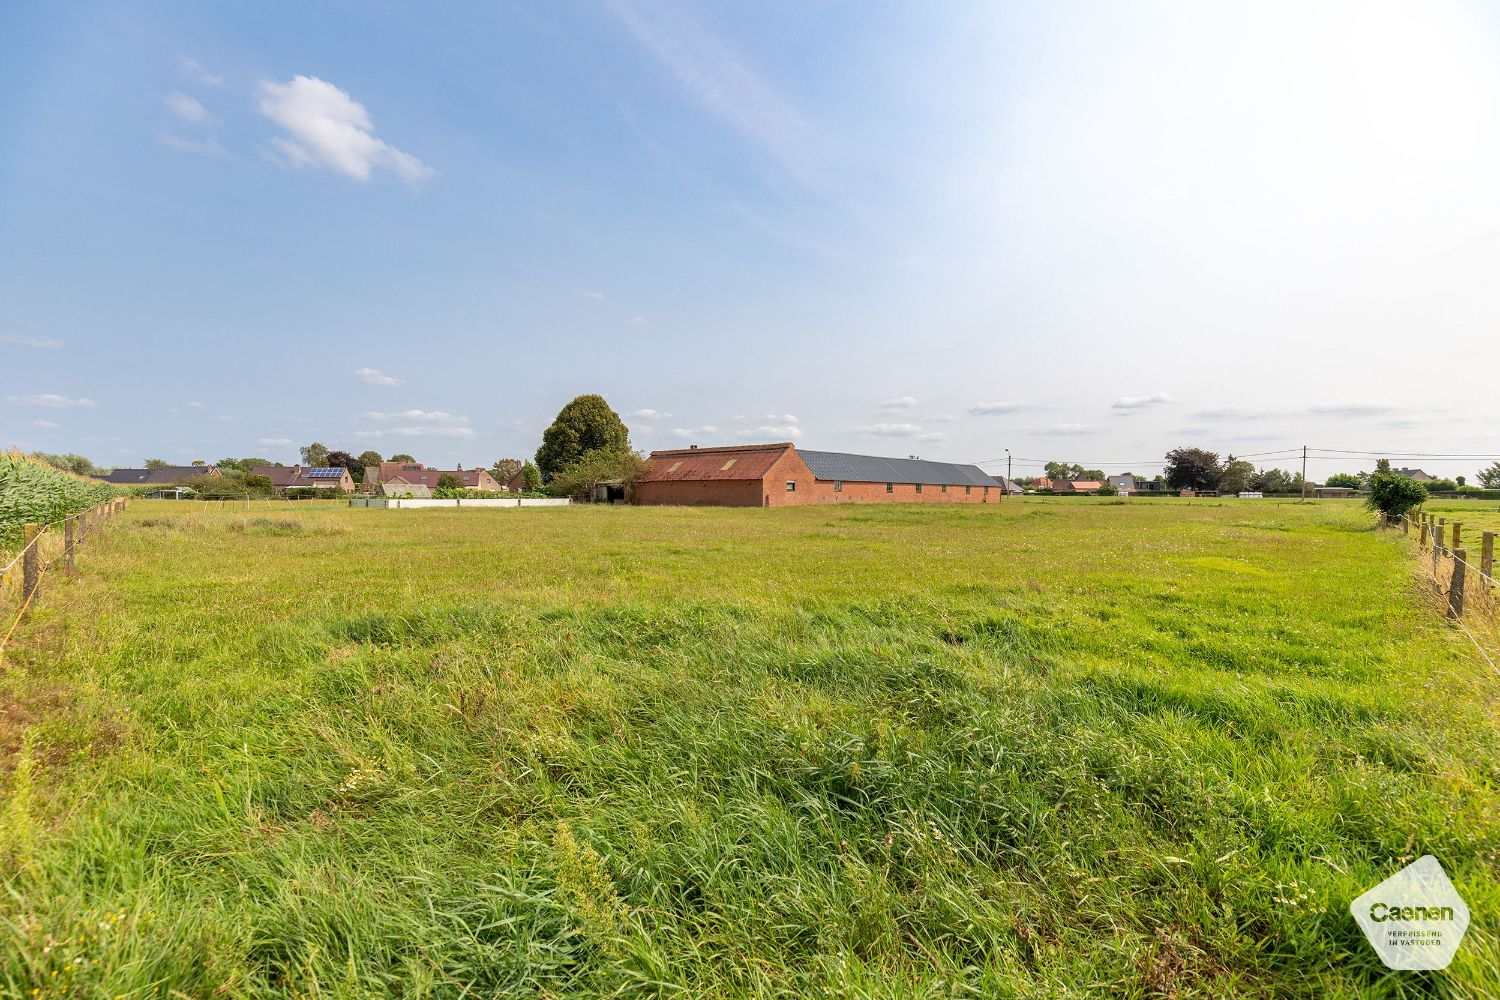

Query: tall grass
(0, 499), (1495, 997)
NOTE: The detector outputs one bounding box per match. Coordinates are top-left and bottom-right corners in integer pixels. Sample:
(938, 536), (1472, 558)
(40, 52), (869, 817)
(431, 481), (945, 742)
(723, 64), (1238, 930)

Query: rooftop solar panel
(306, 467), (345, 478)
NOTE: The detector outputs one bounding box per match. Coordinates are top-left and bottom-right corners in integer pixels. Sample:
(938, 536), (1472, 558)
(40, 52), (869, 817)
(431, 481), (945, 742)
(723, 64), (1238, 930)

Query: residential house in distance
(1315, 486), (1357, 498)
(990, 477), (1024, 494)
(364, 461), (501, 493)
(635, 442), (997, 507)
(100, 465), (220, 485)
(1052, 480), (1104, 494)
(1394, 468), (1434, 481)
(1106, 474), (1136, 494)
(250, 465), (355, 494)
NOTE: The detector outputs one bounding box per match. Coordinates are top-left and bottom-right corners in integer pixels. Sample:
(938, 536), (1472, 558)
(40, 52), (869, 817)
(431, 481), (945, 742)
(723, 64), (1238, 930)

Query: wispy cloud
(165, 92), (211, 124)
(1193, 405), (1277, 420)
(353, 367), (405, 387)
(969, 401), (1029, 415)
(259, 76), (434, 184)
(180, 56), (223, 86)
(879, 396), (918, 411)
(606, 0), (813, 181)
(1307, 402), (1397, 417)
(25, 419), (60, 429)
(7, 393), (97, 408)
(575, 289), (606, 301)
(629, 408), (670, 419)
(737, 424), (801, 439)
(1030, 423), (1099, 436)
(258, 437), (294, 447)
(1112, 392), (1176, 411)
(858, 422), (924, 437)
(360, 409), (467, 424)
(354, 426), (475, 439)
(669, 425), (720, 439)
(915, 431), (948, 443)
(0, 333), (64, 349)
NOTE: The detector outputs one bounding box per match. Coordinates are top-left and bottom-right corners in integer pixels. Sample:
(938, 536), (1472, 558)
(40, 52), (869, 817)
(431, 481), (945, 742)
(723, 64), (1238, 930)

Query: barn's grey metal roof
(797, 450), (995, 487)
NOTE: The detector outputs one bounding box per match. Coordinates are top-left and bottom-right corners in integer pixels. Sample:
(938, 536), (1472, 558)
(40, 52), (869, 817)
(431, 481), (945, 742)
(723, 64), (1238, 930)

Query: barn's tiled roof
(797, 450), (994, 487)
(642, 443), (794, 482)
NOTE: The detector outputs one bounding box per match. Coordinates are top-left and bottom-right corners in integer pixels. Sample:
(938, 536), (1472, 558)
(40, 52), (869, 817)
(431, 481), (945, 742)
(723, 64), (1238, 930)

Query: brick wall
(802, 480), (992, 504)
(634, 479), (766, 506)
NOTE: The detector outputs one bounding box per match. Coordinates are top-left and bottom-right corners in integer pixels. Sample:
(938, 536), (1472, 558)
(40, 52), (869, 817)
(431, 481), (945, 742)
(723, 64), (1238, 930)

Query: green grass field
(1, 498), (1496, 998)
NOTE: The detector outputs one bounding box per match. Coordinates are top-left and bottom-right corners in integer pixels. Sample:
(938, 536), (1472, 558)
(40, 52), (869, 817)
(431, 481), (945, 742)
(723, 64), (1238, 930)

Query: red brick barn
(635, 443), (998, 507)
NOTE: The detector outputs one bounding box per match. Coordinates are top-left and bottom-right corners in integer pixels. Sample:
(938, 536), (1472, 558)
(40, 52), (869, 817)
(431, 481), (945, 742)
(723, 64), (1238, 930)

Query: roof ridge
(649, 442), (794, 456)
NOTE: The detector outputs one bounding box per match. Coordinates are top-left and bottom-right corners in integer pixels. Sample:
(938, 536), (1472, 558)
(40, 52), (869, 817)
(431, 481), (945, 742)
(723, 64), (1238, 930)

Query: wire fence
(0, 496), (129, 666)
(1388, 510), (1498, 676)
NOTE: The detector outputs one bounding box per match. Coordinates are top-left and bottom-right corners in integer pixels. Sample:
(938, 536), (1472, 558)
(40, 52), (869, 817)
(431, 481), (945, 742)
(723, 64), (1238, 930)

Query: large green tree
(1478, 461), (1500, 489)
(358, 450), (384, 470)
(1164, 447), (1222, 491)
(1218, 457), (1255, 494)
(491, 458), (523, 485)
(300, 442), (331, 467)
(536, 394), (630, 481)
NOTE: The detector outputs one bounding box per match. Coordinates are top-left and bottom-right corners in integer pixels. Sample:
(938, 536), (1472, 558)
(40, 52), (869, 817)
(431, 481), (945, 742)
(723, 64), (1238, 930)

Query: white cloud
(360, 409), (467, 423)
(741, 412), (798, 425)
(165, 92), (210, 124)
(7, 393), (97, 408)
(969, 401), (1029, 415)
(915, 432), (948, 443)
(575, 289), (606, 300)
(1308, 402), (1397, 417)
(354, 426), (475, 439)
(159, 134), (226, 156)
(629, 408), (670, 419)
(880, 396), (918, 411)
(1030, 423), (1100, 436)
(180, 56), (223, 86)
(669, 425), (720, 439)
(258, 437), (294, 447)
(629, 315), (648, 327)
(737, 424), (801, 439)
(188, 401), (204, 408)
(258, 76), (434, 184)
(354, 367), (405, 387)
(1112, 392), (1176, 411)
(0, 333), (64, 349)
(25, 419), (60, 429)
(858, 422), (924, 437)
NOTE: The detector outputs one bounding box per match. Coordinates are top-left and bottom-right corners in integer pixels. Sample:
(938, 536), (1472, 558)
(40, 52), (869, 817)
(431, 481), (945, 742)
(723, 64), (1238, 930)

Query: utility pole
(1006, 449), (1012, 502)
(1301, 445), (1308, 501)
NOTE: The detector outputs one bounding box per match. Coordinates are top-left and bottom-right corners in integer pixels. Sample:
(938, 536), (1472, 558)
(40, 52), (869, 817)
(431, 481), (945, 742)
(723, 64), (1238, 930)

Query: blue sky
(3, 1), (1499, 480)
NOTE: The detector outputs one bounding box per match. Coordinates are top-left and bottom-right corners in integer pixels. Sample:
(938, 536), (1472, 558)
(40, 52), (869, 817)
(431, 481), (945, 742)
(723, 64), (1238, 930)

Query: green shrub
(1364, 472), (1427, 519)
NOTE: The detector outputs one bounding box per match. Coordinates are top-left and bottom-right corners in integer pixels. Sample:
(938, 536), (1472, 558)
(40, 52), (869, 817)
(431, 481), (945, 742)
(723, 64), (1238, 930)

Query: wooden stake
(64, 516), (76, 574)
(21, 524), (40, 609)
(1483, 531), (1495, 584)
(1452, 521), (1463, 551)
(1449, 548), (1467, 619)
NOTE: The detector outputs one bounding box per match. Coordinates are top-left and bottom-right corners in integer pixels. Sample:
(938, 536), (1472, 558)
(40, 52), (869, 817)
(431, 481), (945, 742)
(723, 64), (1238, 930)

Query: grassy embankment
(0, 498), (1496, 997)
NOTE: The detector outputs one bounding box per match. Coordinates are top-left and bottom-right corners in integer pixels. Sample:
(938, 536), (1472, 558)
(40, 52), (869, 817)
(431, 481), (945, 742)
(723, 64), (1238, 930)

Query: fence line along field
(0, 497), (1496, 997)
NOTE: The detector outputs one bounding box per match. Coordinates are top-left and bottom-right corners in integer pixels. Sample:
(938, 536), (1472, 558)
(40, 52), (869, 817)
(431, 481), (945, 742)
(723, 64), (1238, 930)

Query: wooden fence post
(1419, 518), (1429, 548)
(1452, 522), (1463, 552)
(21, 524), (40, 610)
(1449, 548), (1467, 619)
(64, 516), (76, 574)
(1483, 531), (1495, 583)
(1433, 523), (1445, 572)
